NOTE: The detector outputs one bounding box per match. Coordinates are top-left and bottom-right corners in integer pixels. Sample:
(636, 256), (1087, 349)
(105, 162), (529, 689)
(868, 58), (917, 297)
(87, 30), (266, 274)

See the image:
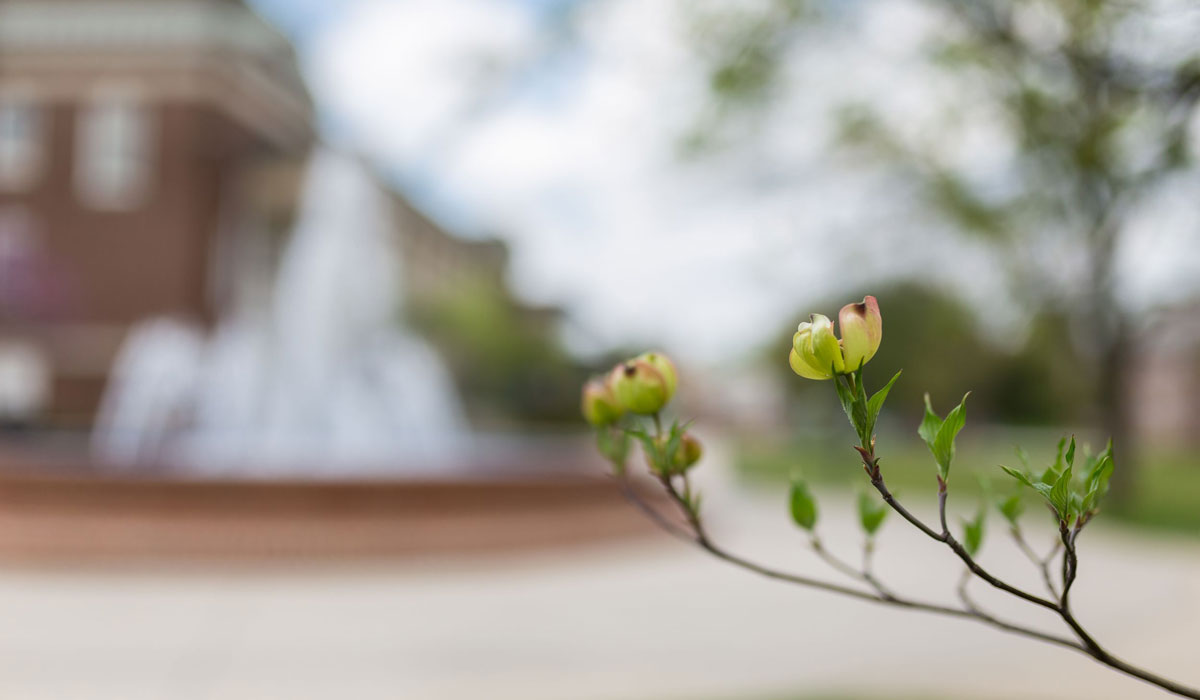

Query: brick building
(0, 0), (554, 432)
(0, 0), (313, 426)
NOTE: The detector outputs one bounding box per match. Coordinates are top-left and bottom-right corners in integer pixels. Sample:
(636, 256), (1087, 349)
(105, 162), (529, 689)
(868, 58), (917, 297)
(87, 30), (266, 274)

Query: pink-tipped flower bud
(581, 375), (623, 427)
(610, 359), (671, 415)
(838, 295), (882, 371)
(637, 351), (678, 400)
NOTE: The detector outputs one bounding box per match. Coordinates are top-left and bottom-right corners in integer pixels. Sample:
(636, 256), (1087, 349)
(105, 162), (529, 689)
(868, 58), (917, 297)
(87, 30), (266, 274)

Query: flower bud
(609, 359), (670, 415)
(808, 313), (845, 375)
(637, 351), (678, 400)
(581, 376), (623, 427)
(677, 433), (703, 470)
(839, 295), (882, 371)
(790, 322), (831, 380)
(645, 432), (703, 475)
(790, 320), (837, 380)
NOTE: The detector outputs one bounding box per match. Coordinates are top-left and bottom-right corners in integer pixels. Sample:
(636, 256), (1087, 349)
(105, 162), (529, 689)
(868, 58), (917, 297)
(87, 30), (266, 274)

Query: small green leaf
(962, 505), (987, 557)
(664, 421), (685, 467)
(1044, 437), (1067, 482)
(997, 491), (1024, 525)
(1065, 436), (1076, 469)
(1049, 464), (1074, 521)
(624, 427), (658, 461)
(932, 393), (969, 480)
(1081, 445), (1115, 515)
(1000, 464), (1035, 488)
(865, 370), (902, 440)
(919, 393), (968, 481)
(1031, 482), (1054, 502)
(1085, 441), (1114, 490)
(853, 369), (870, 444)
(857, 490), (888, 536)
(834, 375), (859, 433)
(595, 428), (630, 473)
(789, 479), (818, 531)
(918, 393), (943, 446)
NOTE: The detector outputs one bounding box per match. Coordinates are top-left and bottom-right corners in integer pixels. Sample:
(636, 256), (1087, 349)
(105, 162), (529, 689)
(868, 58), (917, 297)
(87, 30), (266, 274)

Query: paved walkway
(0, 462), (1195, 699)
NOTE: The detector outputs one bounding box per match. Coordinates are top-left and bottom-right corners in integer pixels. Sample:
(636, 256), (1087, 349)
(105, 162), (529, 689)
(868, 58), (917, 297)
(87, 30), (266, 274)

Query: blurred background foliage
(408, 276), (590, 427)
(686, 0), (1200, 503)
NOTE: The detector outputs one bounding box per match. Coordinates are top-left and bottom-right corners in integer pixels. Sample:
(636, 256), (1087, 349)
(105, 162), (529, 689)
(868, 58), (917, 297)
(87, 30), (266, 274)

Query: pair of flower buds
(582, 351), (679, 424)
(789, 296), (883, 379)
(581, 351), (702, 473)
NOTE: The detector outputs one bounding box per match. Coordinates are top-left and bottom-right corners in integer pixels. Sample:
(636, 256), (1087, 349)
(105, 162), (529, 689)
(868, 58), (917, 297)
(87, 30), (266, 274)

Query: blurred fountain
(93, 150), (469, 476)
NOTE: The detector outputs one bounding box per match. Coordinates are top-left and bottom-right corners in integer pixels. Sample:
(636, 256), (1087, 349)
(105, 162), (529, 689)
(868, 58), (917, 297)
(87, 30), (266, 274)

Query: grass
(733, 427), (1200, 536)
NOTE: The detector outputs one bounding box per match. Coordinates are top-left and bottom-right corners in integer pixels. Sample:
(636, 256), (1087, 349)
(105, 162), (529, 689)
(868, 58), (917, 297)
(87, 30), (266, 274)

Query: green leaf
(865, 370), (902, 440)
(624, 427), (658, 462)
(932, 393), (969, 480)
(1085, 441), (1114, 491)
(1081, 445), (1115, 515)
(918, 393), (943, 446)
(962, 505), (987, 557)
(1000, 464), (1035, 488)
(997, 491), (1024, 525)
(595, 428), (630, 473)
(664, 421), (685, 467)
(1065, 436), (1076, 469)
(1049, 464), (1074, 521)
(1042, 437), (1067, 484)
(857, 490), (888, 536)
(919, 393), (968, 481)
(789, 479), (818, 531)
(833, 374), (859, 433)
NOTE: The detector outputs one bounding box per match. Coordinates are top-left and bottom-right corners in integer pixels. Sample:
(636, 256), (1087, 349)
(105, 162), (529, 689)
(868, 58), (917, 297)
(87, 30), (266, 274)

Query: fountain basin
(0, 443), (666, 563)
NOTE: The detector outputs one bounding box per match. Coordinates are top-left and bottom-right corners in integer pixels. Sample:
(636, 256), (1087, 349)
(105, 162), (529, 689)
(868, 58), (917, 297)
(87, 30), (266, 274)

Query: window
(76, 84), (155, 210)
(0, 94), (44, 191)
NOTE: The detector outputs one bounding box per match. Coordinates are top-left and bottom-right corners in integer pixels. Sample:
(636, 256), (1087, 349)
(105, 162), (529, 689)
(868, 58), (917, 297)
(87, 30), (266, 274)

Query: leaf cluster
(834, 368), (902, 449)
(628, 420), (691, 477)
(917, 393), (970, 481)
(1000, 437), (1115, 528)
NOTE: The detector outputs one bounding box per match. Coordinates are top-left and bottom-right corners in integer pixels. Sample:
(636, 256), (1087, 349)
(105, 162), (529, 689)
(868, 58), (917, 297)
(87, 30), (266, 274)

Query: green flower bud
(790, 322), (831, 380)
(581, 376), (623, 427)
(677, 433), (703, 469)
(645, 432), (703, 475)
(790, 318), (840, 380)
(808, 314), (845, 375)
(610, 359), (670, 415)
(636, 351), (678, 400)
(838, 295), (882, 371)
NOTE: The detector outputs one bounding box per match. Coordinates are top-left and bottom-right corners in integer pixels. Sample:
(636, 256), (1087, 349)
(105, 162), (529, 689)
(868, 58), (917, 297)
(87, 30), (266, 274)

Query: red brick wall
(0, 101), (263, 425)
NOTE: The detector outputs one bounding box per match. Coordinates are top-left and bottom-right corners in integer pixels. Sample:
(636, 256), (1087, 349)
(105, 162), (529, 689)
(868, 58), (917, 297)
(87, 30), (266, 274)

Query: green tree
(692, 0), (1200, 494)
(408, 277), (588, 426)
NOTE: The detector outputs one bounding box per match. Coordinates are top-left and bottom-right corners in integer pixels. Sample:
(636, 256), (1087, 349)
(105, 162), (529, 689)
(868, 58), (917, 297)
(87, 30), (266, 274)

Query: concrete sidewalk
(0, 470), (1194, 700)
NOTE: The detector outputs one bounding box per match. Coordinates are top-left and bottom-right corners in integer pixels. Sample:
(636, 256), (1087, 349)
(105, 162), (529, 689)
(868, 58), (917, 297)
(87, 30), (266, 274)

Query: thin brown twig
(626, 474), (1200, 698)
(1011, 524), (1061, 598)
(616, 406), (1200, 698)
(810, 535), (896, 600)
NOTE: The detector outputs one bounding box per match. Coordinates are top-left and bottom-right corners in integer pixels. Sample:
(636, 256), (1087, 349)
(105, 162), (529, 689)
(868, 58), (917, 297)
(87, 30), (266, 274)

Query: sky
(248, 0), (1200, 364)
